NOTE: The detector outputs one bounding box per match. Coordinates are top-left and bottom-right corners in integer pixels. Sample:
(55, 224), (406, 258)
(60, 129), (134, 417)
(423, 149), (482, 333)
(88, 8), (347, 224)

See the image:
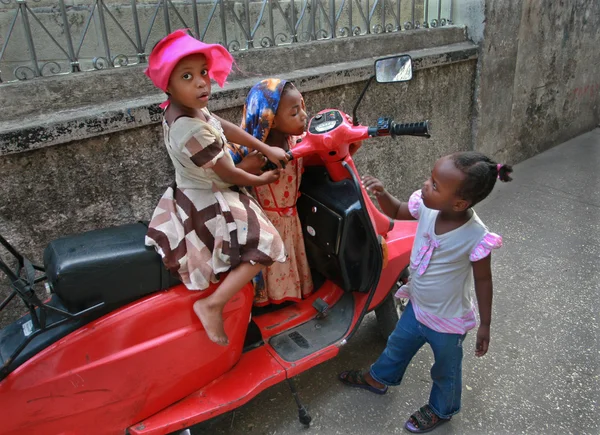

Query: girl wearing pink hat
(144, 30), (289, 345)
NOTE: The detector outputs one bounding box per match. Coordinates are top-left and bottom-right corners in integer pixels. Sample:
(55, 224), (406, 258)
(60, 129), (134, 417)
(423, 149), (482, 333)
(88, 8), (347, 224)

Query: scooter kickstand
(286, 377), (312, 427)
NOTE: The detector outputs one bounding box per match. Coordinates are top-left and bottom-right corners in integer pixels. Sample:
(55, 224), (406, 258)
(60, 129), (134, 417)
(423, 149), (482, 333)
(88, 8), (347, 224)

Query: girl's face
(167, 53), (211, 110)
(272, 87), (307, 136)
(421, 157), (469, 212)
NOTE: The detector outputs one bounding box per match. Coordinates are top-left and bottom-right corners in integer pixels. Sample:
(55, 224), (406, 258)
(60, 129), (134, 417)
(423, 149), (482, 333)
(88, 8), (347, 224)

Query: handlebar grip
(391, 121), (431, 138)
(262, 160), (278, 171)
(261, 150), (293, 171)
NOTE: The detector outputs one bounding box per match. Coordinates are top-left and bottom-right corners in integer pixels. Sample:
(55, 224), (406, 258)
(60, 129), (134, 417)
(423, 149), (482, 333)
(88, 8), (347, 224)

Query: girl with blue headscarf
(227, 79), (314, 305)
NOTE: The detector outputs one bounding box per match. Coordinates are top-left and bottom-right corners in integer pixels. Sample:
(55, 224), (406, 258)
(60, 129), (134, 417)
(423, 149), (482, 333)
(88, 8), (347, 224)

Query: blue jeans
(370, 302), (466, 419)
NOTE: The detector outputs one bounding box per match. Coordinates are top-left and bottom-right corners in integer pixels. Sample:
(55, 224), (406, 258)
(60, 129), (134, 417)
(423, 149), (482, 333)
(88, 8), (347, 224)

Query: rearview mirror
(375, 55), (413, 83)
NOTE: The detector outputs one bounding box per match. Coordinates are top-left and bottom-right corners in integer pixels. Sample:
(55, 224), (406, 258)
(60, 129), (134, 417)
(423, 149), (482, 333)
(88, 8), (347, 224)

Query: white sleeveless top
(397, 190), (502, 333)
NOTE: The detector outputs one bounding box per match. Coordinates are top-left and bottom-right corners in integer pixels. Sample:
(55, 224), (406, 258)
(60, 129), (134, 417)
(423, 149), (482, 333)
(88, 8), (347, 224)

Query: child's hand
(238, 150), (266, 175)
(259, 169), (281, 185)
(475, 325), (490, 357)
(263, 147), (290, 169)
(362, 175), (385, 196)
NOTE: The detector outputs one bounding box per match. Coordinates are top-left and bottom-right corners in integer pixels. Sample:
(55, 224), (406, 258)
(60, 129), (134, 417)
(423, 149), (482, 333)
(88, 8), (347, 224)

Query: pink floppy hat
(144, 29), (233, 92)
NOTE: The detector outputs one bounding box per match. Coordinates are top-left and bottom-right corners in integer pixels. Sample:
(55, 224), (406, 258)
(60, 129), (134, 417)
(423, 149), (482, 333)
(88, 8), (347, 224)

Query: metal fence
(0, 0), (453, 83)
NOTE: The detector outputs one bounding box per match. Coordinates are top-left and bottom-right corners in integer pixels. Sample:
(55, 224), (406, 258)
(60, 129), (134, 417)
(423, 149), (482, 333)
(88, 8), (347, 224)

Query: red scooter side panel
(128, 346), (287, 435)
(0, 283), (254, 435)
(367, 220), (417, 310)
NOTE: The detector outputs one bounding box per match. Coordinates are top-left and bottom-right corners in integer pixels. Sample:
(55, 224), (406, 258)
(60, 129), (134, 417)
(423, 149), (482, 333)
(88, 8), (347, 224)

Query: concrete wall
(0, 29), (477, 264)
(471, 0), (600, 162)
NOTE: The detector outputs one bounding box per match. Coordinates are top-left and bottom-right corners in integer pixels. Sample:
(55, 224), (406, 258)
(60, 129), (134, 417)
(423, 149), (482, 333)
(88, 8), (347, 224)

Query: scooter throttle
(261, 150), (293, 172)
(391, 121), (431, 138)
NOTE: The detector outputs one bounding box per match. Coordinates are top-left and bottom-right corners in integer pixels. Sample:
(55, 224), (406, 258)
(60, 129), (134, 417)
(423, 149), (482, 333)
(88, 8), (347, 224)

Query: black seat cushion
(44, 223), (180, 312)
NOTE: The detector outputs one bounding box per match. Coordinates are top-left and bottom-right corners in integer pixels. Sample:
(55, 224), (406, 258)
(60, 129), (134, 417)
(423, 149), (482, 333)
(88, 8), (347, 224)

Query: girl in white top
(339, 151), (513, 433)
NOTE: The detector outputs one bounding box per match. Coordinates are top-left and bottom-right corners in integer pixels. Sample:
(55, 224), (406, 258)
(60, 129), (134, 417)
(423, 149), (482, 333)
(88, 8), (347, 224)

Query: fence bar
(348, 0), (353, 35)
(244, 0), (253, 48)
(95, 0), (113, 65)
(330, 0), (336, 38)
(17, 0), (41, 77)
(290, 0), (297, 41)
(130, 0), (146, 61)
(163, 0), (171, 34)
(191, 0), (200, 37)
(366, 0), (370, 33)
(310, 0), (317, 40)
(58, 0), (80, 71)
(268, 0), (275, 45)
(411, 0), (415, 27)
(219, 0), (228, 47)
(381, 0), (385, 32)
(437, 0), (441, 23)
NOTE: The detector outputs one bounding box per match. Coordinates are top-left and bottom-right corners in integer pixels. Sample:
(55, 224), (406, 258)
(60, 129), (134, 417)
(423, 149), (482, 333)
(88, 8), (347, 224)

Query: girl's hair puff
(451, 151), (513, 206)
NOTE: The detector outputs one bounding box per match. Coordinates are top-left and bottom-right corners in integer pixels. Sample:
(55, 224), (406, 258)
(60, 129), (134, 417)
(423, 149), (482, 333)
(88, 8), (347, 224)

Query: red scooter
(0, 54), (429, 435)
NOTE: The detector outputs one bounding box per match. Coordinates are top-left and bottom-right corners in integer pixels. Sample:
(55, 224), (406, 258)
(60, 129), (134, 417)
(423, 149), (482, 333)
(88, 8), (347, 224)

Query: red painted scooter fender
(0, 283), (254, 435)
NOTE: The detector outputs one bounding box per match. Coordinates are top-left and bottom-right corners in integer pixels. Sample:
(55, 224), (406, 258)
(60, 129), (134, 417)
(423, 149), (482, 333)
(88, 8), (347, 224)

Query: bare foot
(193, 299), (229, 346)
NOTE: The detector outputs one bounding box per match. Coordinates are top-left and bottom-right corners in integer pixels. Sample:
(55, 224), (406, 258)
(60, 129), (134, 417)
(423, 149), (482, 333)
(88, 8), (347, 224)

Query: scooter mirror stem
(352, 75), (375, 126)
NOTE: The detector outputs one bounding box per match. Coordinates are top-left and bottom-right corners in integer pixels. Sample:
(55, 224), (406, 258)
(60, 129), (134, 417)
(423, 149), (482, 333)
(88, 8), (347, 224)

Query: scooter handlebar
(261, 150), (294, 171)
(261, 112), (430, 166)
(391, 120), (430, 138)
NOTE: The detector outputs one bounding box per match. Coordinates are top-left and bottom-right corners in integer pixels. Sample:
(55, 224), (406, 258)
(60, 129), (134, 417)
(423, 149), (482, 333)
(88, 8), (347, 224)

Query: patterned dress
(252, 136), (314, 306)
(227, 78), (314, 305)
(145, 108), (287, 290)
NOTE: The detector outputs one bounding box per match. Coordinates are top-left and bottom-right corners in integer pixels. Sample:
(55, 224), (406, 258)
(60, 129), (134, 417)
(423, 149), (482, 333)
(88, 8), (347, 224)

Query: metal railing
(0, 0), (453, 83)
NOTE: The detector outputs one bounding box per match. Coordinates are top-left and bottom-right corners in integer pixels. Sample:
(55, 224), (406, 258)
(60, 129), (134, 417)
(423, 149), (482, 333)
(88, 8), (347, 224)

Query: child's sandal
(338, 369), (388, 395)
(404, 404), (450, 433)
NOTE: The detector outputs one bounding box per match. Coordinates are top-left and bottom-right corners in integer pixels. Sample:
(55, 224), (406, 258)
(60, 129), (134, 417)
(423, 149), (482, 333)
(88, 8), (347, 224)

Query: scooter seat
(44, 222), (180, 313)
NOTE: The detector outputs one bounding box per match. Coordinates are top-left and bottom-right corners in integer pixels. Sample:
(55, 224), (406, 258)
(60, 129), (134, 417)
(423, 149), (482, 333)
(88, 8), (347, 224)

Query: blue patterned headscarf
(226, 78), (289, 164)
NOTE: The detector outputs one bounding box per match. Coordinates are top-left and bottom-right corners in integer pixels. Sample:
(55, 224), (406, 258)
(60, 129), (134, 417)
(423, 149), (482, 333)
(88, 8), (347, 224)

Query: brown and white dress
(146, 108), (287, 290)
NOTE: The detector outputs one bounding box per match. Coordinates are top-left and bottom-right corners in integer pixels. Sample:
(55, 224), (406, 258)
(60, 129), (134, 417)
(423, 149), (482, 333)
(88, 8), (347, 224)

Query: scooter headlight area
(0, 55), (429, 435)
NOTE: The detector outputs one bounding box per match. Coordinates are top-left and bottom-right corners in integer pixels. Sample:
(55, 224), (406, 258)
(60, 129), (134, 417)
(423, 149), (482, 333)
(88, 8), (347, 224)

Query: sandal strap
(356, 371), (368, 385)
(343, 370), (363, 385)
(420, 405), (437, 421)
(411, 405), (436, 429)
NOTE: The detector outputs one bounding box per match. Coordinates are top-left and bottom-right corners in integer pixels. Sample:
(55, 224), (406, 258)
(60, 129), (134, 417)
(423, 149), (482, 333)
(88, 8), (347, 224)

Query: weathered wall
(0, 27), (465, 122)
(0, 44), (477, 265)
(474, 0), (600, 162)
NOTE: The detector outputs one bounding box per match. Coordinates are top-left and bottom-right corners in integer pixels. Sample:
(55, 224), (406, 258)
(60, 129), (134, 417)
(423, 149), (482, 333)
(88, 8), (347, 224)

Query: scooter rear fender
(0, 283), (254, 435)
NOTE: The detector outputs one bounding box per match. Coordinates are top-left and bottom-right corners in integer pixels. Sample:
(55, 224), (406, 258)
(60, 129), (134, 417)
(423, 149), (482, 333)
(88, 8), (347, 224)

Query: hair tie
(496, 163), (503, 179)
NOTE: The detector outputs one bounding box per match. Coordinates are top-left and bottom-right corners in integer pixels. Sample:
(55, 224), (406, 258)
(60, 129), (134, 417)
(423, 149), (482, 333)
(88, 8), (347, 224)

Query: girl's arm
(236, 150), (265, 175)
(212, 157), (279, 187)
(215, 115), (289, 168)
(472, 254), (493, 357)
(362, 176), (416, 221)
